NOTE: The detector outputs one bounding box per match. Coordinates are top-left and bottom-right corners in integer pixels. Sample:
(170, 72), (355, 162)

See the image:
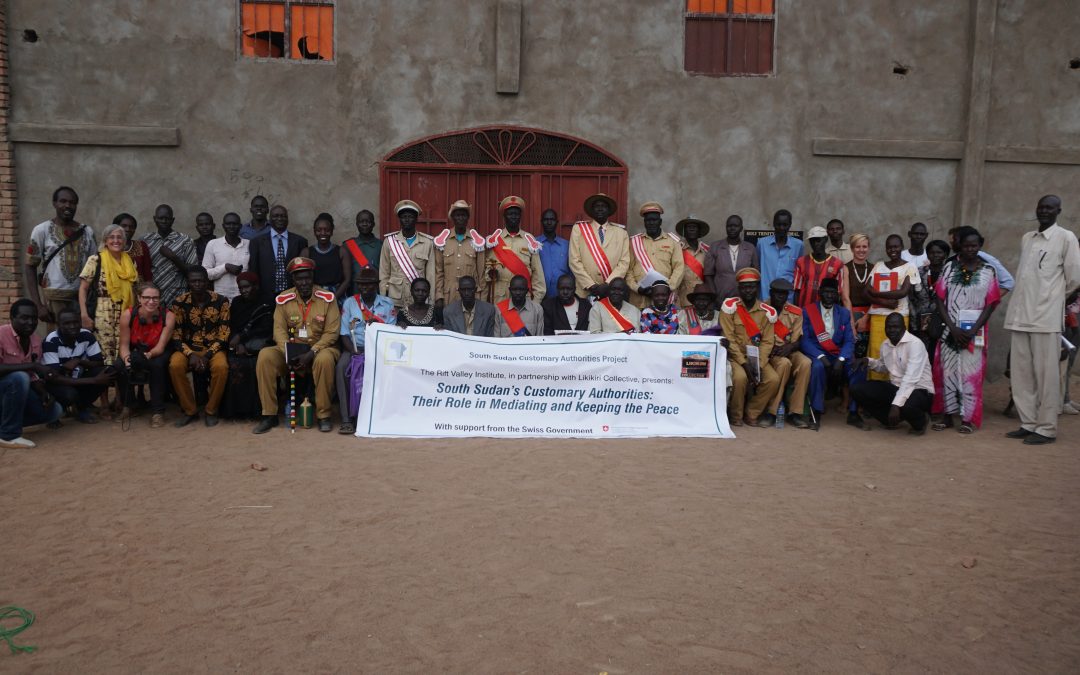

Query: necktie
(274, 235), (287, 292)
(598, 226), (605, 244)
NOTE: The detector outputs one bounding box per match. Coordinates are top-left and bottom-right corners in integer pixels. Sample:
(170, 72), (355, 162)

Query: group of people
(1, 187), (1076, 448)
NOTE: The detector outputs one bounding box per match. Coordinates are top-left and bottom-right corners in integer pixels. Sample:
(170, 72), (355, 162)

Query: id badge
(298, 325), (309, 339)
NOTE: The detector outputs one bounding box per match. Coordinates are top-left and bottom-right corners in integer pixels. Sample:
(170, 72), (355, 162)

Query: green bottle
(298, 397), (314, 429)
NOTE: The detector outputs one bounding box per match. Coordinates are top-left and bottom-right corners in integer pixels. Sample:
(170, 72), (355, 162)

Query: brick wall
(0, 5), (20, 311)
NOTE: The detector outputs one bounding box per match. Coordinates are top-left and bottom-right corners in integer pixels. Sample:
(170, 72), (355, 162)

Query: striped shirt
(41, 329), (104, 365)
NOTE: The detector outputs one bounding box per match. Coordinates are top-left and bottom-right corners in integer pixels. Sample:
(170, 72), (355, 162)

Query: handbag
(85, 257), (102, 320)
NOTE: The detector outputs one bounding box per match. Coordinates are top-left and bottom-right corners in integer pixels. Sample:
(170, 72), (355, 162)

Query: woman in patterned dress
(931, 227), (1001, 433)
(79, 223), (137, 416)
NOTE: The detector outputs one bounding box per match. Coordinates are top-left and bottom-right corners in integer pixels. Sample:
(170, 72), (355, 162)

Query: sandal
(931, 422), (951, 431)
(958, 422), (975, 434)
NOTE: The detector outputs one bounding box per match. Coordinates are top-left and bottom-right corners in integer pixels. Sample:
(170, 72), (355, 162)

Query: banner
(355, 324), (733, 439)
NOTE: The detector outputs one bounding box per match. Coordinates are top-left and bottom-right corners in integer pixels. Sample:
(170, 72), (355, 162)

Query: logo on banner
(383, 339), (412, 365)
(681, 350), (710, 378)
(602, 425), (610, 432)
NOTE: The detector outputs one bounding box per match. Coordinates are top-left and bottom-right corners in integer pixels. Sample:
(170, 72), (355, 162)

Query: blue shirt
(979, 251), (1014, 292)
(756, 235), (801, 299)
(240, 221), (271, 240)
(340, 294), (397, 351)
(537, 235), (571, 297)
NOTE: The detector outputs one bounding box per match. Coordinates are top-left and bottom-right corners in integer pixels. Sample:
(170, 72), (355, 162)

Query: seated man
(587, 277), (639, 333)
(542, 274), (591, 333)
(677, 284), (719, 334)
(169, 266), (231, 427)
(639, 280), (680, 334)
(800, 277), (862, 429)
(254, 257), (341, 433)
(444, 275), (496, 337)
(0, 299), (62, 448)
(336, 265), (397, 434)
(763, 279), (811, 428)
(719, 268), (781, 427)
(42, 306), (113, 423)
(494, 275), (544, 337)
(851, 312), (934, 434)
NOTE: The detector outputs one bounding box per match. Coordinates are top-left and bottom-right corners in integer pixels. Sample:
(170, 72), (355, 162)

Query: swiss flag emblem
(602, 425), (610, 432)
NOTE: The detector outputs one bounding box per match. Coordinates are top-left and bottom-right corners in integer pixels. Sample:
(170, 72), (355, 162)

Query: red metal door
(380, 127), (627, 236)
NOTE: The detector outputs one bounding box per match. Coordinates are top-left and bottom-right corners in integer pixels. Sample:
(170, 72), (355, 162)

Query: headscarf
(100, 250), (138, 310)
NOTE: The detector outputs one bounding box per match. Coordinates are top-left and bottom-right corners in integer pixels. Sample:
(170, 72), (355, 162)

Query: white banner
(355, 324), (732, 439)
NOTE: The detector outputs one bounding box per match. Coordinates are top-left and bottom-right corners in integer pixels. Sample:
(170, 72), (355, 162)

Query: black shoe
(757, 413), (776, 428)
(338, 421), (356, 435)
(318, 418), (333, 432)
(788, 413), (809, 429)
(204, 414), (219, 427)
(1022, 433), (1055, 445)
(174, 414), (199, 428)
(847, 412), (871, 430)
(252, 416), (279, 434)
(1005, 428), (1032, 439)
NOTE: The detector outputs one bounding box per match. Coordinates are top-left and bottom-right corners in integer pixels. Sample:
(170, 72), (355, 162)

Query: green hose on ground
(0, 606), (36, 654)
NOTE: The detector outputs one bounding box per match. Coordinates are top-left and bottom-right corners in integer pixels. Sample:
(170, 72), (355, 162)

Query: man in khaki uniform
(587, 277), (640, 333)
(675, 216), (711, 308)
(434, 199), (486, 307)
(484, 195), (546, 304)
(253, 257), (341, 434)
(764, 278), (811, 428)
(494, 275), (545, 337)
(569, 193), (630, 299)
(719, 268), (781, 426)
(379, 200), (437, 308)
(627, 201), (685, 308)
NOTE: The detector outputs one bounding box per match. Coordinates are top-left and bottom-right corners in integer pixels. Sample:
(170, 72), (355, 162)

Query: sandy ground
(2, 376), (1079, 674)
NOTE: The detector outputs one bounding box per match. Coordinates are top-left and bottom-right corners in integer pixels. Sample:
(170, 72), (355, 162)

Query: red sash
(685, 306), (702, 335)
(774, 318), (790, 342)
(683, 247), (705, 282)
(344, 239), (370, 268)
(576, 221), (613, 280)
(805, 303), (841, 355)
(598, 298), (636, 332)
(497, 299), (530, 336)
(353, 295), (384, 324)
(490, 233), (533, 291)
(735, 303), (763, 343)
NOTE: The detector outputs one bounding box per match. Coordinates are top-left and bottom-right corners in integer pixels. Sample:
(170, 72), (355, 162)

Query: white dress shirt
(203, 236), (251, 300)
(868, 330), (934, 406)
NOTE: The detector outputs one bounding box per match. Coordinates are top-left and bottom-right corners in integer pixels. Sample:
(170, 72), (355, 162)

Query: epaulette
(721, 297), (741, 314)
(383, 231), (399, 239)
(785, 304), (803, 315)
(609, 222), (626, 229)
(275, 291), (296, 305)
(667, 232), (681, 243)
(631, 233), (644, 240)
(313, 289), (336, 303)
(700, 242), (711, 252)
(521, 232), (542, 252)
(761, 302), (779, 323)
(468, 229), (486, 252)
(432, 229), (451, 250)
(485, 230), (503, 249)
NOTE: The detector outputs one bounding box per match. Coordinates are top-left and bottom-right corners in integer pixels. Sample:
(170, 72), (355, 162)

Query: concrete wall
(5, 0), (1080, 370)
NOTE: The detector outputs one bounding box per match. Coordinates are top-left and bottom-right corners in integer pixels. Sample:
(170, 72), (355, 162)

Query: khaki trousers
(169, 350), (228, 416)
(770, 352), (811, 415)
(729, 362), (780, 421)
(256, 347), (341, 420)
(1010, 331), (1060, 438)
(41, 288), (78, 328)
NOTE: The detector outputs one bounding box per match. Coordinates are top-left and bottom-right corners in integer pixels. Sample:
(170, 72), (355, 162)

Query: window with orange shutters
(240, 0), (334, 61)
(685, 0), (775, 76)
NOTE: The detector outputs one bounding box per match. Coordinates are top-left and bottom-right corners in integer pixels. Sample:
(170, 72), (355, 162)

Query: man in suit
(568, 193), (630, 300)
(703, 214), (758, 300)
(443, 276), (496, 337)
(247, 204), (309, 306)
(494, 275), (544, 337)
(542, 274), (591, 334)
(799, 277), (864, 430)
